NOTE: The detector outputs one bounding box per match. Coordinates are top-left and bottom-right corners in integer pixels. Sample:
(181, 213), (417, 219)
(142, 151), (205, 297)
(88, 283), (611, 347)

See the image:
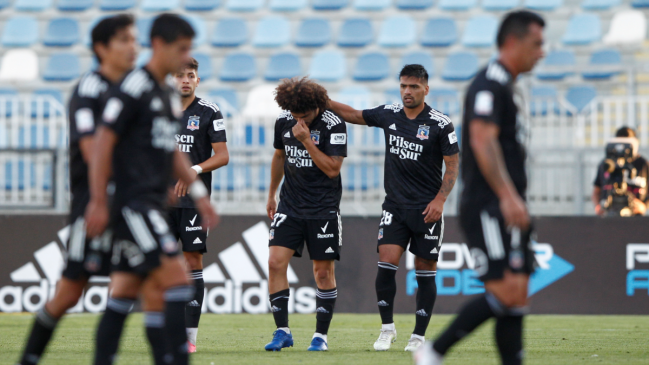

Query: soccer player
(264, 77), (347, 352)
(16, 15), (137, 365)
(415, 11), (545, 365)
(328, 64), (460, 352)
(84, 14), (218, 365)
(170, 57), (229, 353)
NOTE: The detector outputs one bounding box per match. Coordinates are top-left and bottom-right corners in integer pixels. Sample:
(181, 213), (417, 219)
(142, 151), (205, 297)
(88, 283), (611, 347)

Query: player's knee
(414, 257), (436, 271)
(268, 257), (288, 274)
(184, 252), (203, 270)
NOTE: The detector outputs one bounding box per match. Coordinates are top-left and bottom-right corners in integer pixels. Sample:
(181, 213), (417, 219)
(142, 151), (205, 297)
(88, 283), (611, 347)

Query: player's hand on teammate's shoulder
(423, 197), (445, 223)
(84, 198), (109, 238)
(292, 120), (310, 143)
(195, 197), (219, 230)
(500, 192), (530, 230)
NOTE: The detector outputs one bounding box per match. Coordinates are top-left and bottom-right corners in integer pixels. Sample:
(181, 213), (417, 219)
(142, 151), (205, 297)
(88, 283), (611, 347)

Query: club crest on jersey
(416, 125), (430, 140)
(310, 130), (320, 145)
(187, 115), (200, 131)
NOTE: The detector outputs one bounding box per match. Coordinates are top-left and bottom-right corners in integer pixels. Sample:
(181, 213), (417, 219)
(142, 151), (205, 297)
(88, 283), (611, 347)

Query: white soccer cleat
(373, 329), (397, 351)
(404, 336), (424, 352)
(413, 341), (444, 365)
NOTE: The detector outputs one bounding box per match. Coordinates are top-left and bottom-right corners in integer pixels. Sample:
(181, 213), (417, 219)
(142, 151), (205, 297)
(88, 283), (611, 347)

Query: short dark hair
(91, 14), (134, 64)
(399, 64), (429, 82)
(150, 13), (195, 44)
(497, 10), (545, 48)
(275, 77), (329, 114)
(616, 126), (637, 138)
(185, 57), (199, 71)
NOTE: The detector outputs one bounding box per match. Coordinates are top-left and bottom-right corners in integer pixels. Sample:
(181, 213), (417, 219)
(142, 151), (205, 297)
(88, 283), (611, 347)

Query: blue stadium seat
(338, 19), (373, 47)
(337, 86), (372, 110)
(536, 50), (575, 80)
(427, 89), (460, 116)
(529, 85), (557, 116)
(582, 49), (622, 80)
(296, 18), (331, 47)
(309, 50), (346, 82)
(193, 53), (212, 80)
(442, 52), (479, 81)
(44, 18), (79, 47)
(270, 0), (307, 11)
(562, 13), (601, 45)
(462, 15), (498, 48)
(354, 0), (390, 10)
(565, 85), (597, 113)
(439, 0), (477, 11)
(399, 52), (434, 78)
(136, 49), (152, 67)
(353, 52), (389, 81)
(137, 18), (154, 47)
(227, 0), (264, 11)
(483, 0), (519, 10)
(524, 0), (562, 11)
(313, 0), (348, 9)
(100, 0), (136, 10)
(212, 18), (247, 47)
(2, 17), (39, 47)
(397, 0), (434, 9)
(421, 18), (457, 47)
(31, 89), (63, 118)
(220, 53), (256, 82)
(0, 89), (18, 118)
(57, 0), (93, 11)
(384, 89), (401, 104)
(253, 16), (290, 48)
(182, 15), (207, 47)
(0, 0), (10, 9)
(142, 0), (180, 11)
(632, 0), (649, 7)
(582, 0), (621, 10)
(15, 0), (51, 11)
(185, 0), (221, 10)
(265, 53), (301, 81)
(43, 53), (80, 81)
(208, 89), (239, 116)
(378, 15), (416, 48)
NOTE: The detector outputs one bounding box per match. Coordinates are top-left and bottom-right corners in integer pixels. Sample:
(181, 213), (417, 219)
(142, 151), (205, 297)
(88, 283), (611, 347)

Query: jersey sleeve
(69, 96), (99, 141)
(362, 105), (388, 128)
(100, 87), (137, 136)
(437, 121), (460, 156)
(273, 118), (285, 150)
(465, 81), (504, 126)
(324, 120), (347, 157)
(208, 109), (227, 143)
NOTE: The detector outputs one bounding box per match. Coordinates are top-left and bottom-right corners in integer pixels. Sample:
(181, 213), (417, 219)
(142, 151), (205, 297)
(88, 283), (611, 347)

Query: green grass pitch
(1, 313), (648, 365)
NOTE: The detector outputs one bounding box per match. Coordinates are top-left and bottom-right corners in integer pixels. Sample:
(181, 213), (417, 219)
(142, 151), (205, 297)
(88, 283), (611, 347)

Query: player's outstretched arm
(85, 126), (117, 238)
(292, 120), (344, 179)
(327, 100), (366, 125)
(423, 153), (459, 223)
(267, 149), (286, 220)
(173, 149), (220, 230)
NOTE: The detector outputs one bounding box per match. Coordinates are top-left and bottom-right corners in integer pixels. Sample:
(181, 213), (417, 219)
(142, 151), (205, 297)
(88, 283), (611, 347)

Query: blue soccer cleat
(264, 329), (294, 351)
(307, 337), (328, 351)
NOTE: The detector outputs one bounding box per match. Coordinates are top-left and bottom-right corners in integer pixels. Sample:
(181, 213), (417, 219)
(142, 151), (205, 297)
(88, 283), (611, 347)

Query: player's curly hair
(274, 77), (329, 114)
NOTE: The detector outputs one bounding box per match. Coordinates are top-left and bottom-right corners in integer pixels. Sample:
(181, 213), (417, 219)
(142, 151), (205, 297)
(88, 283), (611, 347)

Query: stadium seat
(563, 13), (601, 45)
(0, 50), (39, 82)
(309, 50), (346, 82)
(295, 18), (331, 47)
(15, 0), (51, 11)
(185, 0), (221, 10)
(337, 86), (372, 110)
(136, 49), (152, 67)
(604, 10), (646, 45)
(270, 0), (307, 11)
(582, 49), (622, 80)
(137, 18), (154, 47)
(565, 85), (597, 113)
(536, 50), (575, 80)
(253, 16), (290, 48)
(421, 18), (457, 47)
(265, 53), (301, 81)
(43, 53), (80, 81)
(0, 0), (10, 9)
(442, 52), (479, 81)
(427, 89), (460, 116)
(31, 89), (63, 118)
(0, 89), (18, 118)
(99, 0), (136, 10)
(338, 19), (373, 47)
(439, 0), (477, 11)
(378, 15), (416, 48)
(353, 0), (390, 10)
(44, 18), (79, 47)
(212, 18), (247, 47)
(142, 0), (180, 11)
(57, 0), (93, 11)
(313, 0), (348, 9)
(582, 0), (621, 10)
(220, 53), (256, 82)
(353, 52), (389, 81)
(208, 89), (239, 116)
(396, 0), (434, 9)
(1, 17), (39, 47)
(632, 0), (649, 7)
(524, 0), (563, 10)
(193, 53), (212, 80)
(483, 0), (519, 10)
(226, 0), (264, 11)
(399, 52), (434, 78)
(529, 85), (558, 116)
(182, 15), (207, 47)
(462, 15), (498, 48)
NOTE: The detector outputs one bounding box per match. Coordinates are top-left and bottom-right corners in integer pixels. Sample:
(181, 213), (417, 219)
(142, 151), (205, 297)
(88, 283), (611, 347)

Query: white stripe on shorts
(122, 207), (157, 253)
(480, 211), (505, 260)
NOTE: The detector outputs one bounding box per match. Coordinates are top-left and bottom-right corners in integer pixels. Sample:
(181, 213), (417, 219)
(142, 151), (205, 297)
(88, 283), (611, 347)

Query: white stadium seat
(0, 49), (39, 81)
(604, 10), (646, 45)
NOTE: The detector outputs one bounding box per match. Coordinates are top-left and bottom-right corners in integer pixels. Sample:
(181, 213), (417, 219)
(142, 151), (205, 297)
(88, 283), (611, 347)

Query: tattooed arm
(423, 153), (460, 223)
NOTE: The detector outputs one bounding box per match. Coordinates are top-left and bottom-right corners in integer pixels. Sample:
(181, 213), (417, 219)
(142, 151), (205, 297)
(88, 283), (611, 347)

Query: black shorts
(168, 207), (208, 254)
(268, 213), (341, 261)
(110, 202), (181, 276)
(61, 216), (112, 281)
(377, 206), (444, 261)
(460, 205), (535, 282)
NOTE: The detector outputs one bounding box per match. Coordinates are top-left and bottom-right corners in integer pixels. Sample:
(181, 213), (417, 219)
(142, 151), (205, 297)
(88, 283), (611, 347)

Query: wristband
(189, 180), (208, 201)
(191, 165), (203, 174)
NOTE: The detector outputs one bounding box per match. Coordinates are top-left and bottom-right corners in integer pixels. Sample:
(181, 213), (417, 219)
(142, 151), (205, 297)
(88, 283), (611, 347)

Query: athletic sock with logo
(144, 312), (170, 365)
(186, 269), (204, 346)
(269, 289), (290, 329)
(375, 262), (398, 325)
(496, 314), (524, 365)
(413, 270), (437, 336)
(19, 307), (60, 365)
(315, 288), (337, 336)
(164, 286), (195, 365)
(94, 297), (135, 365)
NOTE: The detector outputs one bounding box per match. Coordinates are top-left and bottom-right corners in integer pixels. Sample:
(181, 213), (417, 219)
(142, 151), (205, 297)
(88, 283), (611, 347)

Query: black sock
(164, 286), (194, 365)
(19, 307), (60, 365)
(315, 288), (337, 335)
(186, 270), (204, 329)
(145, 312), (170, 365)
(375, 262), (398, 324)
(496, 314), (524, 365)
(94, 297), (135, 365)
(413, 270), (437, 336)
(269, 289), (290, 329)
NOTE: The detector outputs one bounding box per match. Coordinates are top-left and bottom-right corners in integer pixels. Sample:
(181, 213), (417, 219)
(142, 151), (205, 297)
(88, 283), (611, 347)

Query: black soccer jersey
(362, 103), (459, 209)
(69, 71), (110, 220)
(460, 61), (528, 210)
(273, 109), (348, 219)
(100, 67), (181, 216)
(172, 96), (227, 208)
